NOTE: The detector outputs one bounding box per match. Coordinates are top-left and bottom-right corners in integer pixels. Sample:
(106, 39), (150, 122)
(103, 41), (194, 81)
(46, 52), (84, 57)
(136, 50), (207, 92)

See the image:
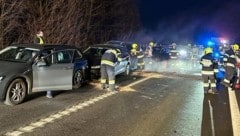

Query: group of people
(200, 43), (240, 94)
(36, 33), (239, 95)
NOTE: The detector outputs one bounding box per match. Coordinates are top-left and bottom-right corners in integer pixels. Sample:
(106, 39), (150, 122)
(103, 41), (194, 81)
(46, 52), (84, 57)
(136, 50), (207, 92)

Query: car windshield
(84, 47), (108, 57)
(0, 46), (39, 62)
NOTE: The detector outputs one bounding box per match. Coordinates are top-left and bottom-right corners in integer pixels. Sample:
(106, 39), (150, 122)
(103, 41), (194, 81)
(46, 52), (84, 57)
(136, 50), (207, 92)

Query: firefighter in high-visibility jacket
(200, 47), (218, 94)
(169, 43), (179, 59)
(100, 49), (122, 91)
(137, 46), (145, 70)
(130, 43), (138, 70)
(221, 44), (239, 88)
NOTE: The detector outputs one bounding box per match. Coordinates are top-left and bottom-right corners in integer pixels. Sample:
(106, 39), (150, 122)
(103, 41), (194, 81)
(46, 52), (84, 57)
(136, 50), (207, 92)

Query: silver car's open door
(32, 50), (73, 92)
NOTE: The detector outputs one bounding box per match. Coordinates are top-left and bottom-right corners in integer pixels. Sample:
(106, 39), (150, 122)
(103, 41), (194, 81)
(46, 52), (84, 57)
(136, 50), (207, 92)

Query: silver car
(0, 44), (89, 105)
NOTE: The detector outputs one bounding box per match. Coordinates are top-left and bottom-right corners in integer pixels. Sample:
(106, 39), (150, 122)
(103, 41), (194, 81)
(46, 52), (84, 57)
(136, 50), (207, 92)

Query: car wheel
(73, 69), (84, 89)
(5, 78), (27, 105)
(124, 64), (130, 76)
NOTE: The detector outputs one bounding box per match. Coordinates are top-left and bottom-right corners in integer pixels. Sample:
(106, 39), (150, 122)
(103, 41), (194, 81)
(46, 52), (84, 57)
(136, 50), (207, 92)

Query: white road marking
(120, 75), (161, 92)
(228, 88), (240, 136)
(5, 75), (210, 136)
(141, 95), (153, 100)
(208, 100), (215, 136)
(5, 92), (117, 136)
(5, 75), (161, 136)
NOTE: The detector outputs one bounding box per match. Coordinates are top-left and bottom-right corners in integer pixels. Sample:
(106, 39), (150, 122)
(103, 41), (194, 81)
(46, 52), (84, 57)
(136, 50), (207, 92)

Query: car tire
(124, 64), (131, 76)
(73, 69), (84, 89)
(5, 78), (27, 105)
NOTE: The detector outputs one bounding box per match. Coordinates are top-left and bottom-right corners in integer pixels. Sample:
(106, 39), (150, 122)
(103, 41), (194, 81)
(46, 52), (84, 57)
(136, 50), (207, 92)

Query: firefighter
(130, 43), (138, 70)
(137, 44), (145, 70)
(221, 44), (239, 88)
(100, 49), (122, 91)
(145, 42), (154, 57)
(169, 43), (179, 59)
(34, 30), (53, 98)
(145, 41), (154, 64)
(200, 47), (218, 94)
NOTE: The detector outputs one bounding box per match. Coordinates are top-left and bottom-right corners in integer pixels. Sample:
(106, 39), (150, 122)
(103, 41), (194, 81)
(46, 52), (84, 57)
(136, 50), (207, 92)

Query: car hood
(0, 60), (28, 75)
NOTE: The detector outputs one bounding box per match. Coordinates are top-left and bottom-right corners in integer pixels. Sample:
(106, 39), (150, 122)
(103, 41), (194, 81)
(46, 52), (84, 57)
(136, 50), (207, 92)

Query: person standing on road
(137, 44), (145, 70)
(144, 41), (155, 65)
(130, 43), (138, 70)
(200, 47), (218, 94)
(34, 30), (53, 98)
(169, 43), (179, 59)
(221, 44), (239, 88)
(100, 49), (122, 91)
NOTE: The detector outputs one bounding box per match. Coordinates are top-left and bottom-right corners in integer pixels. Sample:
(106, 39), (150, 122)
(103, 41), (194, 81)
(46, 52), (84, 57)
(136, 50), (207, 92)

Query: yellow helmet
(204, 47), (213, 54)
(232, 44), (239, 51)
(132, 43), (138, 49)
(149, 42), (154, 46)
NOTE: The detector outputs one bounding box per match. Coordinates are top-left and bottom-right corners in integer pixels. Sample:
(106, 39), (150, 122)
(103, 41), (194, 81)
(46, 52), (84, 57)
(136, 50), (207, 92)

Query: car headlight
(0, 76), (5, 82)
(179, 50), (187, 56)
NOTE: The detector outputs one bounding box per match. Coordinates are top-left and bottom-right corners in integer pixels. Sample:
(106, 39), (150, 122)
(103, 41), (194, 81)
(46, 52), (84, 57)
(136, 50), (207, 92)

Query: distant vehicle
(83, 44), (131, 79)
(0, 44), (89, 105)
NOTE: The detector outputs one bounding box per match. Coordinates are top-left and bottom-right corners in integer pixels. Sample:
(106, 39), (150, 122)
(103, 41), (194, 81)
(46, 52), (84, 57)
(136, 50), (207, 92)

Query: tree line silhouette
(0, 0), (140, 49)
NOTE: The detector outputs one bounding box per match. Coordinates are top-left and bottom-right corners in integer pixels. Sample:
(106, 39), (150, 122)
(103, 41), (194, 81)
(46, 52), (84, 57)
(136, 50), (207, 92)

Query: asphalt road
(0, 59), (239, 136)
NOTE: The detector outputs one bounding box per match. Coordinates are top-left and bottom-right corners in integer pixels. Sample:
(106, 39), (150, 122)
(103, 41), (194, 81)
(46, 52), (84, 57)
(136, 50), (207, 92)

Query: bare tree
(0, 0), (141, 49)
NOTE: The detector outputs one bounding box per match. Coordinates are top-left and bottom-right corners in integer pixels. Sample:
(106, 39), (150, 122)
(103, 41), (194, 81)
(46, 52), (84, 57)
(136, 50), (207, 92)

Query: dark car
(106, 40), (132, 53)
(152, 45), (170, 61)
(83, 44), (131, 79)
(106, 40), (139, 70)
(0, 44), (89, 105)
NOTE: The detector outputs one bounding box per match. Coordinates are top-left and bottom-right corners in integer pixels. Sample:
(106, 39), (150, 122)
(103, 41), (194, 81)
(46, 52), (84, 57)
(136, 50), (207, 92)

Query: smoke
(207, 1), (240, 42)
(143, 58), (201, 74)
(130, 15), (203, 45)
(134, 0), (240, 45)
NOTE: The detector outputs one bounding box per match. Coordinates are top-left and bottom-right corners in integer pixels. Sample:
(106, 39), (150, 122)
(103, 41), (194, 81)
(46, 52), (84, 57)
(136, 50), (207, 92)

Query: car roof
(9, 43), (78, 50)
(89, 44), (125, 49)
(106, 40), (124, 44)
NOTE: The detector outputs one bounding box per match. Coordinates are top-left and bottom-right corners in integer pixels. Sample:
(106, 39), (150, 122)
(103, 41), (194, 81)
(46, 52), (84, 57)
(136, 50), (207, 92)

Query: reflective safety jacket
(145, 45), (153, 57)
(137, 50), (144, 59)
(169, 49), (179, 59)
(131, 48), (138, 56)
(223, 48), (236, 68)
(200, 53), (218, 75)
(101, 49), (121, 67)
(35, 36), (44, 45)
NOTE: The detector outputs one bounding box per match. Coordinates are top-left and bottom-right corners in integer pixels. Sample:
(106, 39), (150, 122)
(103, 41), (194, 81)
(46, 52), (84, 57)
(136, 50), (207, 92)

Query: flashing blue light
(207, 41), (215, 46)
(216, 70), (225, 79)
(214, 53), (220, 58)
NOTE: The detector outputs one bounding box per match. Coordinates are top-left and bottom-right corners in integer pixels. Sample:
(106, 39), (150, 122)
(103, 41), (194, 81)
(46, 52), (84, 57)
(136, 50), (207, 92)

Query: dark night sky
(137, 0), (240, 44)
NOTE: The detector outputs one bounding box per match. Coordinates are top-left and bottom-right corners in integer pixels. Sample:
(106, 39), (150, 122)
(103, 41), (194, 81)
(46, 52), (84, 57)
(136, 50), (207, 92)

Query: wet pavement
(0, 59), (239, 136)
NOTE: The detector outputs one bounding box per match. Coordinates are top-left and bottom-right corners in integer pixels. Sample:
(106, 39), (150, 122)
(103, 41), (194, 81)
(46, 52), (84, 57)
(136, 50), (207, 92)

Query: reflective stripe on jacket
(101, 49), (118, 67)
(224, 49), (236, 68)
(200, 53), (218, 75)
